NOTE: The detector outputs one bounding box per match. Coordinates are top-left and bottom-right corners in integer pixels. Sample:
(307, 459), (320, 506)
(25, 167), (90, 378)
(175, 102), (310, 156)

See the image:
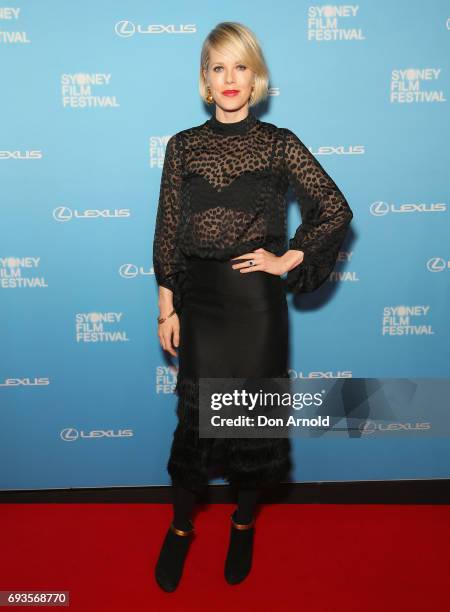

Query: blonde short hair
(199, 22), (270, 107)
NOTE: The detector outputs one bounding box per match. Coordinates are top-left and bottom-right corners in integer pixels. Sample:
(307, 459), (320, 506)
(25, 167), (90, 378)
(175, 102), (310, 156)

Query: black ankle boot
(224, 510), (255, 585)
(154, 519), (195, 592)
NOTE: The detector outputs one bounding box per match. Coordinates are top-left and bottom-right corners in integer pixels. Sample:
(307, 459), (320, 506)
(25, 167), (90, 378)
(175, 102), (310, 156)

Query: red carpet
(1, 503), (449, 611)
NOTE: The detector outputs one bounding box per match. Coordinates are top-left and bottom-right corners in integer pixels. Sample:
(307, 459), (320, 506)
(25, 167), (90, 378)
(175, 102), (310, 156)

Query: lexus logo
(60, 428), (79, 441)
(426, 257), (447, 272)
(370, 201), (389, 216)
(53, 206), (73, 222)
(115, 20), (135, 38)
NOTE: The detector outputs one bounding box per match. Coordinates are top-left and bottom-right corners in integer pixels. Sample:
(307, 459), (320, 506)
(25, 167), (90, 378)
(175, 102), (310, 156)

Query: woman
(152, 22), (353, 591)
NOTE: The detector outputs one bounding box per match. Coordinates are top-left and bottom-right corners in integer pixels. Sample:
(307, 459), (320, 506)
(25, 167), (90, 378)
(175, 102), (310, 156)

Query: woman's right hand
(157, 310), (180, 357)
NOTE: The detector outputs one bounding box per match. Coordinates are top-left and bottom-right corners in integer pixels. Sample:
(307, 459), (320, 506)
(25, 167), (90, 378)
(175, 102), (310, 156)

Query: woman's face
(203, 46), (255, 112)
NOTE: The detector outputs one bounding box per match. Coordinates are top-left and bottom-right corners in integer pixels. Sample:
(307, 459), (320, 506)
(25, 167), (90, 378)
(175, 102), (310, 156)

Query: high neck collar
(206, 110), (257, 135)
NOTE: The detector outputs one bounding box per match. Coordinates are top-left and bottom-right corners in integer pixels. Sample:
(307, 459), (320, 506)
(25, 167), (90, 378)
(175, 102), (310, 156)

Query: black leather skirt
(167, 255), (293, 493)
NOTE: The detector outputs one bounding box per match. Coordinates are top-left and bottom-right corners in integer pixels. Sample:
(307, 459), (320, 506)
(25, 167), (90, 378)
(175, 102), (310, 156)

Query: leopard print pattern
(153, 110), (353, 307)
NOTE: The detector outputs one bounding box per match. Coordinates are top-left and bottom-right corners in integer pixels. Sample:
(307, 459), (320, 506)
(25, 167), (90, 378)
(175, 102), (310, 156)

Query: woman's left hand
(231, 248), (290, 276)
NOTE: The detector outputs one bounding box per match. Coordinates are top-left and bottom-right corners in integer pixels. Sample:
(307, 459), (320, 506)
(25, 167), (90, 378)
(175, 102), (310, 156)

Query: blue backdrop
(1, 0), (449, 490)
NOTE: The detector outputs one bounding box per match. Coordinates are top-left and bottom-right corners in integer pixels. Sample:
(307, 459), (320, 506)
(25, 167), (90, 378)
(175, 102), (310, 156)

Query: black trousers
(167, 255), (292, 493)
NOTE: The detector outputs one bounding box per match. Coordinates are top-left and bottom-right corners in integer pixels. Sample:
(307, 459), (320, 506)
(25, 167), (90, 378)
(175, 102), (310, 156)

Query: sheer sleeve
(152, 132), (185, 311)
(282, 128), (353, 293)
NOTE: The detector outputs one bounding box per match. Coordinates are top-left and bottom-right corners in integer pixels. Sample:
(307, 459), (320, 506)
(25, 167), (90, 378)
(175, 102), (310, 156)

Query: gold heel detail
(231, 513), (255, 530)
(170, 519), (195, 537)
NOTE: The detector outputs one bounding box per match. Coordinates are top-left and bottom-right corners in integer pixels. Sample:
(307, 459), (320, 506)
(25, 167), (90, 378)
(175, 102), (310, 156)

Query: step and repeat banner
(1, 1), (449, 490)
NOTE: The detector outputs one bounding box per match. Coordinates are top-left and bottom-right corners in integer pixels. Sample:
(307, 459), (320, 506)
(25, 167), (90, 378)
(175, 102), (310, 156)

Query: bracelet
(157, 309), (176, 325)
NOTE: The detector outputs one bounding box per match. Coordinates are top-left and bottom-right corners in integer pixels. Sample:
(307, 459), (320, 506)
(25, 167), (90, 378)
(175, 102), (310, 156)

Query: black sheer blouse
(153, 109), (353, 312)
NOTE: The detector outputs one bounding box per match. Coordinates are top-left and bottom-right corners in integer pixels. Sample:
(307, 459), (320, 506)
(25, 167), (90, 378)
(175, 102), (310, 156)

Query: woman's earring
(249, 85), (255, 104)
(206, 87), (214, 104)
